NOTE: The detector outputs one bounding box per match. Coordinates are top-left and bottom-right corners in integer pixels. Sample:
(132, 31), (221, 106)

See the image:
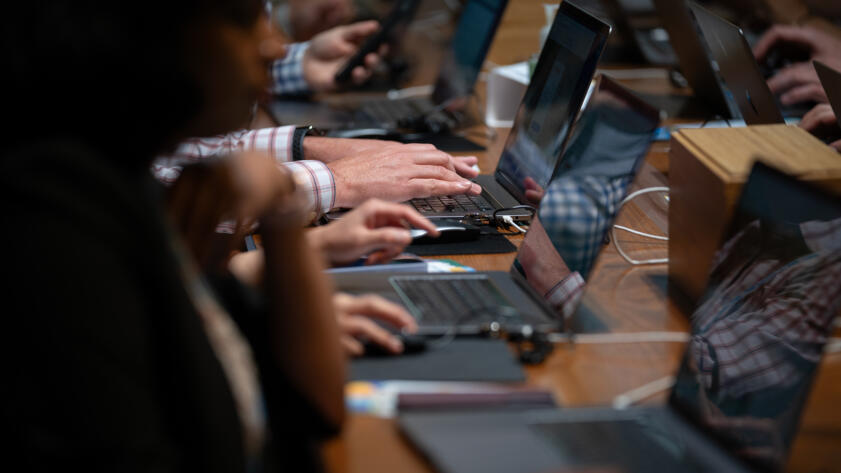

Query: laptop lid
(668, 161), (841, 472)
(652, 0), (736, 119)
(430, 0), (509, 109)
(493, 1), (611, 207)
(814, 60), (841, 129)
(510, 74), (660, 305)
(690, 2), (785, 125)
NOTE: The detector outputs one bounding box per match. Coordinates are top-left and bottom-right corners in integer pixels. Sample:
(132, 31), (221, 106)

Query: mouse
(411, 220), (481, 244)
(362, 333), (428, 357)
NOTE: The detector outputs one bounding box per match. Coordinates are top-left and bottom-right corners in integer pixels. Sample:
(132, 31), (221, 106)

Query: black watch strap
(292, 126), (323, 161)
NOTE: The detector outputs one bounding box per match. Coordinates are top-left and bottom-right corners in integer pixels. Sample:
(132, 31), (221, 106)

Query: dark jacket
(1, 140), (329, 472)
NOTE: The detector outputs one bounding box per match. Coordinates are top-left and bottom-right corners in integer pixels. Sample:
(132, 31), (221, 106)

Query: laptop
(586, 0), (678, 67)
(401, 0), (611, 222)
(689, 2), (786, 125)
(399, 161), (841, 473)
(651, 0), (739, 119)
(331, 73), (661, 336)
(815, 60), (841, 130)
(268, 0), (508, 132)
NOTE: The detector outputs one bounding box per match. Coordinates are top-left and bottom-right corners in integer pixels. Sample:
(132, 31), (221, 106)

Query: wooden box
(668, 124), (841, 302)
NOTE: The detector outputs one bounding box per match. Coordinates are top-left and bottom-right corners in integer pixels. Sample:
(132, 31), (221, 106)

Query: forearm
(260, 215), (346, 429)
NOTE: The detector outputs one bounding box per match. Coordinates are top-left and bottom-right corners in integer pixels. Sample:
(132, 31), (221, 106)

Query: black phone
(334, 0), (422, 85)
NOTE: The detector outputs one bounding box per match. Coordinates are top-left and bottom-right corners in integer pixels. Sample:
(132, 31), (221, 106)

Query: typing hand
(326, 142), (482, 209)
(799, 103), (841, 151)
(302, 21), (386, 92)
(333, 293), (418, 356)
(304, 136), (480, 177)
(753, 25), (841, 105)
(309, 199), (439, 266)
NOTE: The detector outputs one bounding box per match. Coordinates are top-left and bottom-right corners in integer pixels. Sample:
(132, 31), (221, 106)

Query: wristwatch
(292, 125), (324, 161)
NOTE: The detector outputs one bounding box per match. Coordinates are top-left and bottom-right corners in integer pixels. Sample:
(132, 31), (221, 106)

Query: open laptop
(399, 161), (841, 473)
(815, 60), (841, 130)
(689, 2), (786, 125)
(331, 74), (661, 336)
(401, 0), (611, 222)
(268, 0), (508, 132)
(651, 0), (739, 119)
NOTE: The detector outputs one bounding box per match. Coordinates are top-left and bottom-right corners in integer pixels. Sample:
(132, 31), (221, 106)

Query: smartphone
(334, 0), (422, 84)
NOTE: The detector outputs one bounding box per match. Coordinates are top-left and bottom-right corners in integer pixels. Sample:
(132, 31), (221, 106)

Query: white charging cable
(502, 215), (528, 234)
(612, 187), (670, 265)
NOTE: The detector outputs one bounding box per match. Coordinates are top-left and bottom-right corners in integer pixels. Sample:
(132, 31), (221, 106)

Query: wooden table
(259, 1), (841, 471)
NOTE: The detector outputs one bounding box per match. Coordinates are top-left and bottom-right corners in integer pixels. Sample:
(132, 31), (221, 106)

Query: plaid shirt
(272, 41), (310, 96)
(539, 175), (632, 278)
(153, 127), (336, 228)
(690, 218), (841, 399)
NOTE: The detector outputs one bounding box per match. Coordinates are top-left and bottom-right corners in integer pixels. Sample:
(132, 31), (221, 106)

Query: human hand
(287, 0), (356, 41)
(309, 199), (439, 266)
(753, 25), (841, 105)
(326, 142), (482, 208)
(302, 21), (386, 92)
(304, 137), (480, 175)
(333, 293), (418, 356)
(523, 177), (545, 205)
(799, 103), (841, 151)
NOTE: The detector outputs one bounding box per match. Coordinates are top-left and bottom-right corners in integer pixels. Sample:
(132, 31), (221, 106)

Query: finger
(410, 164), (469, 183)
(363, 52), (381, 69)
(343, 316), (404, 354)
(351, 65), (373, 85)
(341, 336), (364, 357)
(341, 20), (380, 43)
(362, 200), (440, 236)
(359, 227), (413, 254)
(408, 178), (481, 197)
(453, 157), (480, 178)
(780, 83), (828, 106)
(767, 63), (817, 95)
(799, 104), (835, 131)
(346, 294), (418, 332)
(830, 139), (841, 152)
(753, 25), (814, 62)
(410, 151), (457, 172)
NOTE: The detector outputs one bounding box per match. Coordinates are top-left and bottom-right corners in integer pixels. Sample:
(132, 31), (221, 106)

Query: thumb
(341, 20), (380, 43)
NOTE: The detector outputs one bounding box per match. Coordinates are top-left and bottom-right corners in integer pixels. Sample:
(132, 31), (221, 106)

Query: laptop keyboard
(410, 194), (495, 214)
(389, 275), (517, 325)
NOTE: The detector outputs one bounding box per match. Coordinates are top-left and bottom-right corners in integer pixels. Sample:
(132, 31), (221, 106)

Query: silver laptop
(332, 74), (661, 336)
(399, 161), (841, 473)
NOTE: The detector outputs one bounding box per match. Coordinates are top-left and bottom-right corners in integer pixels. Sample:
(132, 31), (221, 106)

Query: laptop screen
(669, 162), (841, 471)
(494, 1), (610, 204)
(431, 0), (508, 107)
(512, 75), (659, 308)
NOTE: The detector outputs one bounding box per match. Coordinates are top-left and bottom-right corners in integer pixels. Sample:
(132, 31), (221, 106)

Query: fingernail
(392, 339), (404, 353)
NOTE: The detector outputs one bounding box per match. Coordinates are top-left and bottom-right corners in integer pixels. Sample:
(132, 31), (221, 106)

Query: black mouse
(410, 221), (481, 244)
(362, 333), (428, 357)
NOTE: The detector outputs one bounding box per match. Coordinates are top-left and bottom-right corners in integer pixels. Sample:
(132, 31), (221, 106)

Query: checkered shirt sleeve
(152, 127), (336, 226)
(545, 271), (586, 319)
(538, 175), (632, 277)
(271, 41), (310, 96)
(690, 221), (841, 398)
